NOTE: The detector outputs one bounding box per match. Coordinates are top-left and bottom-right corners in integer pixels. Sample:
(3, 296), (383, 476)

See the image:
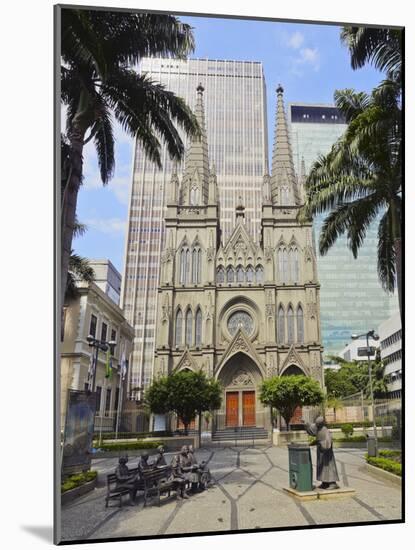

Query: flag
(121, 347), (128, 381)
(105, 349), (113, 379)
(87, 351), (96, 390)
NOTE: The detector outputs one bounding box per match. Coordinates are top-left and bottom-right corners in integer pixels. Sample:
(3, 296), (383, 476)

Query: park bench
(141, 465), (175, 507)
(105, 467), (144, 508)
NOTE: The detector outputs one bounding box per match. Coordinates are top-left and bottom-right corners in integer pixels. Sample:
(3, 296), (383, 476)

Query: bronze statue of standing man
(304, 416), (339, 490)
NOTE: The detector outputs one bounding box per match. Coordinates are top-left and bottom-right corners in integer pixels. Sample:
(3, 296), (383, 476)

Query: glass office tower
(289, 103), (398, 357)
(122, 58), (268, 397)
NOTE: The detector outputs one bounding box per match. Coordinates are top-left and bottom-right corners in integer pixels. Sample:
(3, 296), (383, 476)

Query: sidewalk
(60, 446), (402, 542)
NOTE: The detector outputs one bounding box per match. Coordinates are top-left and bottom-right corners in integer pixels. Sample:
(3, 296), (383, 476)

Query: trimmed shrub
(93, 431), (173, 441)
(366, 455), (402, 477)
(61, 470), (97, 493)
(94, 440), (162, 452)
(341, 423), (354, 438)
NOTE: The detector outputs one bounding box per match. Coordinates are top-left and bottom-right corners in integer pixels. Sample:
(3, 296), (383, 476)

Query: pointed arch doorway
(217, 352), (264, 428)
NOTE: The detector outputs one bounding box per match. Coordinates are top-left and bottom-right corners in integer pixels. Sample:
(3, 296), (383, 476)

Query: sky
(72, 15), (383, 274)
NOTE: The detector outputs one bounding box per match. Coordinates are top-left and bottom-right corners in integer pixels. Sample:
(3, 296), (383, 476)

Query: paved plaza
(60, 446), (402, 542)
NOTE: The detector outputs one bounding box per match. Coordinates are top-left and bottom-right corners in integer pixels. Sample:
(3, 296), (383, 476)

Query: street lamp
(87, 334), (117, 394)
(351, 330), (379, 456)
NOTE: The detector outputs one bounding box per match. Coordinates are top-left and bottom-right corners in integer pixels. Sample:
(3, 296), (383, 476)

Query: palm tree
(299, 80), (402, 317)
(340, 27), (402, 85)
(60, 9), (201, 307)
(64, 220), (95, 301)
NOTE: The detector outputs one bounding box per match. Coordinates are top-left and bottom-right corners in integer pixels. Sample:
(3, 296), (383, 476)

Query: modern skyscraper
(288, 103), (398, 357)
(122, 58), (268, 397)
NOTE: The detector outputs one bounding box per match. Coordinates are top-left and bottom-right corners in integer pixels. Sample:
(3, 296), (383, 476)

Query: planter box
(61, 477), (97, 506)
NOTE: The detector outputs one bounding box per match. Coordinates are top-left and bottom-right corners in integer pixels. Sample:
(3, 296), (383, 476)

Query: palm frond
(91, 104), (115, 184)
(101, 70), (200, 165)
(340, 26), (402, 80)
(318, 191), (382, 257)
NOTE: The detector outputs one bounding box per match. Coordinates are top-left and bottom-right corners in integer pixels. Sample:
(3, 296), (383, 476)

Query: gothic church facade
(155, 84), (323, 430)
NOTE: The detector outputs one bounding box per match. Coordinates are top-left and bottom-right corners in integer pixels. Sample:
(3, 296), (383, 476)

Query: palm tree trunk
(61, 128), (84, 309)
(394, 237), (402, 322)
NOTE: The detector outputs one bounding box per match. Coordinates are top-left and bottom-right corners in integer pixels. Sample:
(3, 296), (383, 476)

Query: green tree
(299, 84), (402, 316)
(299, 26), (402, 318)
(145, 370), (222, 436)
(324, 357), (387, 399)
(64, 220), (95, 302)
(259, 375), (324, 431)
(60, 9), (200, 307)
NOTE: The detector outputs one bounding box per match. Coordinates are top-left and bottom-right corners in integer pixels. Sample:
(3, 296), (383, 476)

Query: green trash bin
(288, 443), (313, 492)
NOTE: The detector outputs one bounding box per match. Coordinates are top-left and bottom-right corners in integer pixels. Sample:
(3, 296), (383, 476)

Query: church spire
(270, 85), (300, 206)
(180, 84), (210, 206)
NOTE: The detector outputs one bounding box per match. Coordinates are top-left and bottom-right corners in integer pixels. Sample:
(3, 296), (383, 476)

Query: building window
(226, 266), (234, 283)
(236, 265), (244, 283)
(217, 266), (225, 283)
(101, 322), (108, 342)
(110, 328), (117, 343)
(287, 306), (295, 344)
(175, 310), (183, 347)
(61, 306), (67, 342)
(185, 309), (193, 347)
(190, 186), (200, 205)
(256, 265), (263, 283)
(297, 305), (304, 343)
(114, 387), (120, 419)
(180, 247), (190, 284)
(290, 248), (299, 282)
(105, 388), (111, 416)
(195, 308), (202, 346)
(246, 265), (254, 282)
(192, 248), (201, 284)
(277, 306), (285, 343)
(96, 385), (102, 413)
(89, 314), (97, 338)
(279, 248), (289, 282)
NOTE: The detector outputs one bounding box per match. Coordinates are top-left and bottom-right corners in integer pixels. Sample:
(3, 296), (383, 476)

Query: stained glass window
(227, 311), (254, 336)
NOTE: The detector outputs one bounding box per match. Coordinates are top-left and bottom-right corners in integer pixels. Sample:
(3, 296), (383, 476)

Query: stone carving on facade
(206, 247), (215, 261)
(264, 246), (273, 262)
(266, 356), (278, 378)
(232, 334), (250, 353)
(230, 369), (254, 387)
(161, 294), (169, 323)
(307, 302), (317, 320)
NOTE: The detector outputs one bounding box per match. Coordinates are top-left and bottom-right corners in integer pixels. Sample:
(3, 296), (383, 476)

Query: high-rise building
(122, 58), (268, 396)
(288, 103), (398, 357)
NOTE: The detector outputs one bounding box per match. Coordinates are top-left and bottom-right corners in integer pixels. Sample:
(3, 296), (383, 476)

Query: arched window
(180, 247), (190, 284)
(256, 265), (263, 283)
(191, 248), (201, 284)
(190, 187), (199, 205)
(236, 265), (244, 283)
(297, 305), (304, 343)
(277, 306), (285, 343)
(180, 249), (186, 284)
(226, 266), (234, 283)
(246, 265), (254, 283)
(293, 248), (299, 283)
(185, 309), (193, 347)
(278, 248), (284, 281)
(282, 248), (288, 282)
(175, 310), (183, 347)
(290, 248), (299, 282)
(217, 266), (225, 283)
(287, 306), (295, 344)
(195, 308), (202, 347)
